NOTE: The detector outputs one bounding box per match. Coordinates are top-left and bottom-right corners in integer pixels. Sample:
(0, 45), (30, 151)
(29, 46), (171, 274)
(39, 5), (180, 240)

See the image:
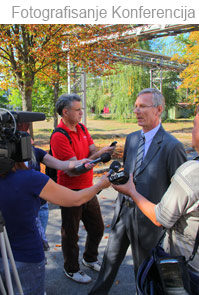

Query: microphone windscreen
(12, 111), (46, 123)
(109, 160), (121, 172)
(101, 153), (111, 163)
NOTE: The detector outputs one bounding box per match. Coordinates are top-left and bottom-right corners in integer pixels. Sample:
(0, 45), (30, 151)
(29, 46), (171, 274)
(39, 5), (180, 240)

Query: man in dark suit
(88, 88), (187, 295)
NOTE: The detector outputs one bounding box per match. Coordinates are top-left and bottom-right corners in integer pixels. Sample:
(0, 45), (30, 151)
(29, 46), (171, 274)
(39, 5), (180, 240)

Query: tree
(0, 25), (137, 112)
(0, 89), (9, 108)
(172, 31), (199, 103)
(86, 41), (151, 121)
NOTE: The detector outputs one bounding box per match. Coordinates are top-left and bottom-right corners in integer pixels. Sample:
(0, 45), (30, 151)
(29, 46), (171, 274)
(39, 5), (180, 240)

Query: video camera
(0, 108), (45, 174)
(108, 161), (129, 185)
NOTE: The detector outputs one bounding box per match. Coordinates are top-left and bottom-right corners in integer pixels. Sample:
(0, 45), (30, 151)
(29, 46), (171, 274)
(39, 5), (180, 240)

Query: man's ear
(157, 105), (163, 116)
(62, 108), (68, 117)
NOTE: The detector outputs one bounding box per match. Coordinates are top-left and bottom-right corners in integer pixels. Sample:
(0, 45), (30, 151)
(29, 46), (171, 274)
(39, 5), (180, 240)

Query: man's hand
(112, 174), (136, 198)
(98, 145), (116, 157)
(64, 159), (94, 176)
(97, 173), (111, 190)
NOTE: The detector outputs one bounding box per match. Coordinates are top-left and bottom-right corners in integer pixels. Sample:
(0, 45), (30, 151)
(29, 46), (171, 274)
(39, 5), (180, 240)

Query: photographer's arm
(39, 174), (110, 207)
(112, 174), (162, 227)
(42, 153), (91, 175)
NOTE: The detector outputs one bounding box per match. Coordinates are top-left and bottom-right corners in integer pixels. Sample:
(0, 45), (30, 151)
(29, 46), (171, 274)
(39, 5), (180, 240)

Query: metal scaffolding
(67, 24), (199, 123)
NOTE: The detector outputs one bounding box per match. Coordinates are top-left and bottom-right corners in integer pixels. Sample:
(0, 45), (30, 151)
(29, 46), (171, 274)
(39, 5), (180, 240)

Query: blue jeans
(0, 258), (45, 295)
(38, 203), (49, 234)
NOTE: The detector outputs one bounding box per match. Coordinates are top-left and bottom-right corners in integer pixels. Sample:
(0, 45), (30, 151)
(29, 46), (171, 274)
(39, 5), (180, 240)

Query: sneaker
(63, 269), (92, 284)
(82, 258), (101, 272)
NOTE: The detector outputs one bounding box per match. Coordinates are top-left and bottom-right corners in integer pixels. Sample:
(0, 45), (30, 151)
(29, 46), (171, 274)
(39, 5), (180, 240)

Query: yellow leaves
(172, 31), (199, 100)
(0, 24), (138, 90)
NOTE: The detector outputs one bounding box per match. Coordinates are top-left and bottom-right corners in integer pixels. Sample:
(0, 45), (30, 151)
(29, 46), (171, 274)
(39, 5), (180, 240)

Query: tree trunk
(53, 85), (59, 129)
(53, 62), (60, 129)
(21, 78), (34, 139)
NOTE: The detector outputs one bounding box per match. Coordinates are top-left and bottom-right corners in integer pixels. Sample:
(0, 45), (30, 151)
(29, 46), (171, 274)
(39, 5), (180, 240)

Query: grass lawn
(33, 117), (194, 156)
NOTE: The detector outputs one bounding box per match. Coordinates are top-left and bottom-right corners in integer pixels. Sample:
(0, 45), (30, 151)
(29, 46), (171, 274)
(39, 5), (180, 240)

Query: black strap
(50, 123), (86, 146)
(78, 122), (86, 133)
(157, 227), (199, 263)
(188, 226), (199, 262)
(51, 127), (72, 144)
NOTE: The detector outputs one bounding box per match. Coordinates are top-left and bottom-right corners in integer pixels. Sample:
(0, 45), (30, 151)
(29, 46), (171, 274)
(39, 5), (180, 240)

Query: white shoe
(64, 269), (92, 284)
(82, 258), (101, 272)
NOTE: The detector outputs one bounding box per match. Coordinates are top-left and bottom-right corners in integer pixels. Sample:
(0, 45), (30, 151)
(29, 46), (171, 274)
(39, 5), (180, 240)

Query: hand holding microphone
(75, 152), (111, 174)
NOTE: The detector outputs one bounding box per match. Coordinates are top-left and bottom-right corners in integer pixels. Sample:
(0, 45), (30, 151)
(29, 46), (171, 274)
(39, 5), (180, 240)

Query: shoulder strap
(50, 124), (85, 146)
(158, 227), (199, 263)
(51, 127), (72, 145)
(188, 226), (199, 262)
(78, 122), (86, 133)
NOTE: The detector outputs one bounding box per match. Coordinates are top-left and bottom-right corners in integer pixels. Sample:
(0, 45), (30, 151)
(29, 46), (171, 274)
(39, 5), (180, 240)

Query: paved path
(45, 184), (136, 295)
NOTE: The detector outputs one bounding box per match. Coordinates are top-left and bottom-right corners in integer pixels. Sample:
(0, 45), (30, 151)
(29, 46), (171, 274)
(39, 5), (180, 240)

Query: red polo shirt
(50, 119), (94, 189)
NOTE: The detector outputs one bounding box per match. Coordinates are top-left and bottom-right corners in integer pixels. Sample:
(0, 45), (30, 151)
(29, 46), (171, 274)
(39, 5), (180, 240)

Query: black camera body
(109, 170), (129, 185)
(0, 108), (45, 174)
(0, 130), (32, 162)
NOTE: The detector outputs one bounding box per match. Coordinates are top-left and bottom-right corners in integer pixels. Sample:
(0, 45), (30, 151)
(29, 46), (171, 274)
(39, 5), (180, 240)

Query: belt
(122, 198), (135, 208)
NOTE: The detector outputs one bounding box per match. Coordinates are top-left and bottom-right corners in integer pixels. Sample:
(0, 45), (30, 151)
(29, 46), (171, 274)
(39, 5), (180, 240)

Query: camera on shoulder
(0, 108), (45, 174)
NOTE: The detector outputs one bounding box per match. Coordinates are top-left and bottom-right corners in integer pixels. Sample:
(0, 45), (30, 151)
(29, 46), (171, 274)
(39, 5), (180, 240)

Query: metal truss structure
(119, 24), (199, 40)
(68, 24), (199, 123)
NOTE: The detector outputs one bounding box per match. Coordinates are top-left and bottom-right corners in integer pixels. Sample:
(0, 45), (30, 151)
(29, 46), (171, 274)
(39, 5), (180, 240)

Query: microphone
(89, 153), (111, 165)
(0, 110), (46, 124)
(109, 160), (121, 174)
(75, 152), (111, 173)
(12, 111), (46, 123)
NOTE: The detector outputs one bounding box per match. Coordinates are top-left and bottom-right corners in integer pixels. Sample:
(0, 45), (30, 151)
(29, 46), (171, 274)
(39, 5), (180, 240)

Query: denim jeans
(38, 203), (49, 234)
(0, 258), (45, 295)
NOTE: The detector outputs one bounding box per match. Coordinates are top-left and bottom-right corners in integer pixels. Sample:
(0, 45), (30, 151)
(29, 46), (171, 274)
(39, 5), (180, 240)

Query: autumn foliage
(0, 24), (137, 112)
(172, 31), (199, 103)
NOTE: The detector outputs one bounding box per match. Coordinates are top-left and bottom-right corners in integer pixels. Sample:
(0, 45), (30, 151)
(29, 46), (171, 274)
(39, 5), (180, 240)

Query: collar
(142, 123), (161, 144)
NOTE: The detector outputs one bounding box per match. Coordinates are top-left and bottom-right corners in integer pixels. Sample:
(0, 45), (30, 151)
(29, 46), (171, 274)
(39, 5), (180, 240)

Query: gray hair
(55, 93), (81, 116)
(137, 88), (165, 109)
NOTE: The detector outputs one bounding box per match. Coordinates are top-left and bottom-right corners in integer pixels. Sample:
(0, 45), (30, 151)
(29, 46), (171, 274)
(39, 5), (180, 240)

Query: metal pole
(67, 40), (71, 94)
(81, 72), (87, 126)
(150, 69), (153, 88)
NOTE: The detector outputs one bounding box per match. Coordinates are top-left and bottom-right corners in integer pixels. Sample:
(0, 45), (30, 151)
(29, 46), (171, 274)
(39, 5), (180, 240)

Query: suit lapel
(126, 131), (141, 173)
(137, 126), (164, 176)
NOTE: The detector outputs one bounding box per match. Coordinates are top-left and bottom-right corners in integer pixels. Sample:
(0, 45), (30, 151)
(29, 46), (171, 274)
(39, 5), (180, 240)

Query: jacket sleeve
(167, 140), (187, 179)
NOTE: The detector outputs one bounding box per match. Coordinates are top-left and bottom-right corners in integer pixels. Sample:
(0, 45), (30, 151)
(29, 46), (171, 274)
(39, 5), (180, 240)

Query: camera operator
(0, 159), (110, 295)
(112, 112), (199, 295)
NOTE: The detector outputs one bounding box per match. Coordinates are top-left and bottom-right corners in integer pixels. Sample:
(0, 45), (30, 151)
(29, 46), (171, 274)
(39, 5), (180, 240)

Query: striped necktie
(134, 134), (145, 178)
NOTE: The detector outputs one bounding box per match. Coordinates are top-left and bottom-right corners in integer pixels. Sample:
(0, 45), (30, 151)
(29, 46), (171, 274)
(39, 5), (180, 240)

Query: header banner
(1, 0), (199, 24)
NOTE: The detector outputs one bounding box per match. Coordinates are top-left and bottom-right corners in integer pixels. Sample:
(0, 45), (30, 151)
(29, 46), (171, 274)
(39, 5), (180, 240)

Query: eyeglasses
(133, 105), (156, 112)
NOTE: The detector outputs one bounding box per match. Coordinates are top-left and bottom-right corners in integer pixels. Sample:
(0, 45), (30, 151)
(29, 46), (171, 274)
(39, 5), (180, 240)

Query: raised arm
(112, 174), (162, 227)
(40, 174), (110, 207)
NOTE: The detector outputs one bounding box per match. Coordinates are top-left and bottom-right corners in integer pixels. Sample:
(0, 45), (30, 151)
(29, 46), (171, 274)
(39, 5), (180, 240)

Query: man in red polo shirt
(51, 93), (115, 284)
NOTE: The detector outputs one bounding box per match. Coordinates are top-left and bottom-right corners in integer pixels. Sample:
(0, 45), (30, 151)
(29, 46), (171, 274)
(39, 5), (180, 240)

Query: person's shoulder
(78, 122), (87, 133)
(127, 130), (140, 138)
(176, 160), (199, 175)
(161, 128), (183, 145)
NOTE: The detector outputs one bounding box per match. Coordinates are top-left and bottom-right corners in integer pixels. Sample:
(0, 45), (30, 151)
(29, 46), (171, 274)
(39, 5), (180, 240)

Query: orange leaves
(0, 24), (138, 104)
(172, 31), (199, 102)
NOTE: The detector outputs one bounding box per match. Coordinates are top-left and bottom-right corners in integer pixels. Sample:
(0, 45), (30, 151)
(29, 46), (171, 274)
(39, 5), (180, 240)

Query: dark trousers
(88, 203), (150, 295)
(61, 195), (104, 273)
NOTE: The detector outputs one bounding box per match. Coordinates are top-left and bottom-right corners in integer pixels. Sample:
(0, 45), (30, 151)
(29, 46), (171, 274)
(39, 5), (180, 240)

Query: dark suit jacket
(112, 125), (187, 250)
